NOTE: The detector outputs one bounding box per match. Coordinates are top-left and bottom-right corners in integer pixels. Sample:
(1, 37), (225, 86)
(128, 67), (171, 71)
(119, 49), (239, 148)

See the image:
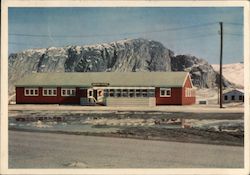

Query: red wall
(155, 76), (196, 105)
(16, 87), (87, 104)
(181, 77), (196, 105)
(16, 76), (196, 105)
(155, 87), (183, 105)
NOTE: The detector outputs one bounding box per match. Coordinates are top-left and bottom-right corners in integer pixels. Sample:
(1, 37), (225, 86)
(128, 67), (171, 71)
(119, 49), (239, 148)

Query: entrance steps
(80, 97), (105, 106)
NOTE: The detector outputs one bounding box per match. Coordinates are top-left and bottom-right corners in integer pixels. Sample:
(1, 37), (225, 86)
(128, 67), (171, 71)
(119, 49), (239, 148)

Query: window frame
(160, 88), (171, 97)
(109, 89), (115, 97)
(24, 88), (39, 96)
(43, 88), (57, 96)
(185, 88), (194, 97)
(61, 88), (76, 96)
(239, 95), (243, 101)
(224, 95), (228, 101)
(231, 95), (235, 101)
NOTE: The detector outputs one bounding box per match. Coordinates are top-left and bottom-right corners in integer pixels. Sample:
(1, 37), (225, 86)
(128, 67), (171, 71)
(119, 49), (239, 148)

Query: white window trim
(24, 88), (39, 96)
(185, 88), (193, 97)
(43, 88), (57, 96)
(61, 88), (76, 96)
(87, 89), (94, 98)
(160, 88), (171, 97)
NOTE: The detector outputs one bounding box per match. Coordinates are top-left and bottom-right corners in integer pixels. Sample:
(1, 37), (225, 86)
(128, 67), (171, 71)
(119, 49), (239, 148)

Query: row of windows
(24, 88), (39, 96)
(104, 88), (172, 98)
(24, 87), (194, 98)
(104, 89), (155, 98)
(24, 88), (76, 97)
(224, 95), (244, 101)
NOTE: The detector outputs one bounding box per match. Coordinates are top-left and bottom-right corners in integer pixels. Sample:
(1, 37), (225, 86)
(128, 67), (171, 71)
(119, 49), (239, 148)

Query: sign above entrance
(91, 83), (109, 87)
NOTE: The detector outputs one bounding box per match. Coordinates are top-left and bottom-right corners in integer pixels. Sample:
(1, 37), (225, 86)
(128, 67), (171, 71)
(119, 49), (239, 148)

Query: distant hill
(212, 63), (243, 88)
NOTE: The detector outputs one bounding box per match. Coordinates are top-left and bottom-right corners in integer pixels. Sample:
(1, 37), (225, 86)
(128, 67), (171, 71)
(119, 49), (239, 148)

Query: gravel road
(9, 131), (244, 168)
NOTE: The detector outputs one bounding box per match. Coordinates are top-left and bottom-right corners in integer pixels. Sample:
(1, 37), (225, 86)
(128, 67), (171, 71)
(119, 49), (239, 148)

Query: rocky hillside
(171, 55), (232, 88)
(9, 38), (173, 95)
(9, 38), (232, 95)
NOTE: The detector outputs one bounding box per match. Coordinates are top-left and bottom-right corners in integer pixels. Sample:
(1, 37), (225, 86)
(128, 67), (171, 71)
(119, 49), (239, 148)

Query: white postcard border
(1, 0), (249, 175)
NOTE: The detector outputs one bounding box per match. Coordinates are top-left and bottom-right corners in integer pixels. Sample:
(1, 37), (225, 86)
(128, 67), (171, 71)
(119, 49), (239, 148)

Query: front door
(87, 88), (104, 104)
(87, 89), (96, 103)
(97, 89), (104, 102)
(87, 89), (93, 98)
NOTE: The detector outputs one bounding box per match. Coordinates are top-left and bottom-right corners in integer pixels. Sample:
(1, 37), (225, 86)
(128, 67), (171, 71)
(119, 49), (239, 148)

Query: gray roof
(15, 72), (189, 88)
(223, 88), (244, 95)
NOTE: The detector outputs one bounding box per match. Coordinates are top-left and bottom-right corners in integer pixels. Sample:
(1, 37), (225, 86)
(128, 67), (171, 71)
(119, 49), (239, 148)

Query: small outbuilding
(223, 89), (244, 103)
(15, 72), (196, 106)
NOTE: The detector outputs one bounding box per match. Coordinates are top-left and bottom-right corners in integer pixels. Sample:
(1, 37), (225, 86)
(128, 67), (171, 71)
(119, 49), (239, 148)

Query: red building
(15, 72), (196, 106)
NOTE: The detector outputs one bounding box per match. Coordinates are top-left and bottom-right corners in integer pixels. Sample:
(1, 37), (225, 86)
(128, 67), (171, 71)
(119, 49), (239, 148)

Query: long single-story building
(223, 89), (244, 103)
(15, 72), (196, 106)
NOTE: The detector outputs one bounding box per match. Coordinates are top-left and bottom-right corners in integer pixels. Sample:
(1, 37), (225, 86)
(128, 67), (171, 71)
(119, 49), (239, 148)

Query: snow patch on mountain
(212, 63), (243, 88)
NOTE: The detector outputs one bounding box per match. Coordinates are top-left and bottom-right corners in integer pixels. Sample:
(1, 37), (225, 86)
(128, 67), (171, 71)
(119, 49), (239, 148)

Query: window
(61, 88), (76, 96)
(98, 91), (103, 96)
(129, 89), (135, 97)
(116, 89), (121, 97)
(231, 95), (235, 101)
(239, 95), (243, 101)
(24, 88), (39, 96)
(88, 90), (93, 97)
(104, 89), (109, 97)
(160, 88), (171, 97)
(43, 88), (57, 96)
(185, 88), (193, 97)
(109, 89), (114, 97)
(224, 95), (228, 101)
(62, 89), (66, 96)
(122, 89), (128, 97)
(136, 89), (141, 97)
(148, 89), (155, 97)
(142, 89), (148, 97)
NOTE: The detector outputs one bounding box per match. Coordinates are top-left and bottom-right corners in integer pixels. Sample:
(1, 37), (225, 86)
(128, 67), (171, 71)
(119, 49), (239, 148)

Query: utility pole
(219, 22), (223, 108)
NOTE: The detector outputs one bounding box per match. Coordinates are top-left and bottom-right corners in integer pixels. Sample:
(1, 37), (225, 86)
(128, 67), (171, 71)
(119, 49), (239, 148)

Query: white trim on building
(43, 88), (57, 96)
(24, 88), (39, 96)
(61, 88), (76, 96)
(160, 88), (171, 97)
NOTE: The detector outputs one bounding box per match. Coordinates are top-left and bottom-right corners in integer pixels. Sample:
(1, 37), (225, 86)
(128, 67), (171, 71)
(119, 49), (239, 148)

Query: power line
(9, 42), (41, 46)
(179, 33), (216, 40)
(224, 32), (243, 36)
(223, 22), (243, 26)
(9, 22), (217, 38)
(9, 33), (217, 46)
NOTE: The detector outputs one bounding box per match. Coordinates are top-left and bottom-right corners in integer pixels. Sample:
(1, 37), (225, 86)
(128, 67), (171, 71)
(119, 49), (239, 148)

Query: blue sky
(9, 7), (243, 64)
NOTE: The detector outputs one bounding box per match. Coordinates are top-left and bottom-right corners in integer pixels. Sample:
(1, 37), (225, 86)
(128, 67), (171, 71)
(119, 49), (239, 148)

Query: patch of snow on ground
(196, 88), (219, 104)
(64, 161), (88, 168)
(82, 118), (155, 127)
(186, 119), (243, 132)
(30, 120), (56, 128)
